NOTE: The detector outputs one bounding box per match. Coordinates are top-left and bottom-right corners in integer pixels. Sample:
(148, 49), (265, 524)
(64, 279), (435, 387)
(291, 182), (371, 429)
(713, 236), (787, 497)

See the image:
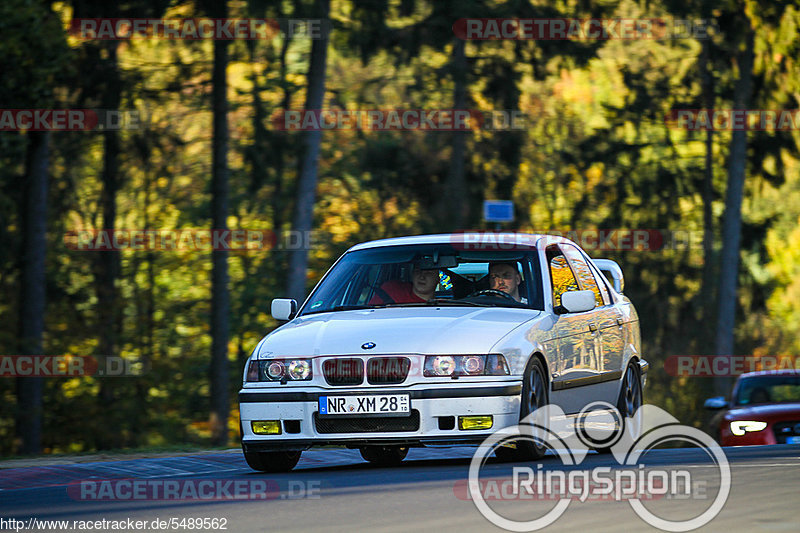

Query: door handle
(616, 317), (624, 327)
(588, 323), (598, 333)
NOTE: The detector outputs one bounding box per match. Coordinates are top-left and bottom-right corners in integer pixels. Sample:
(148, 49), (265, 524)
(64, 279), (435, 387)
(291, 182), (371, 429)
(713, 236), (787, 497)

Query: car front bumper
(239, 382), (521, 451)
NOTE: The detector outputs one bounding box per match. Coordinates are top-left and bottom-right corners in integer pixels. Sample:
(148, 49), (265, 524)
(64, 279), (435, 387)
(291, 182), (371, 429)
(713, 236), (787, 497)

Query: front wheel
(243, 450), (302, 472)
(495, 357), (549, 462)
(359, 445), (409, 467)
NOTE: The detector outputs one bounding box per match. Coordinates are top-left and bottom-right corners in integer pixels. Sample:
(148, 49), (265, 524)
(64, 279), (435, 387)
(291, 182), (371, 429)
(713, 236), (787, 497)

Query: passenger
(488, 262), (526, 303)
(369, 265), (439, 304)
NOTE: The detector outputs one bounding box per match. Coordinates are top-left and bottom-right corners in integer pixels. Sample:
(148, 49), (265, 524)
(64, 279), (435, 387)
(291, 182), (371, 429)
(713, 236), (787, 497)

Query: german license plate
(787, 436), (800, 444)
(318, 394), (410, 416)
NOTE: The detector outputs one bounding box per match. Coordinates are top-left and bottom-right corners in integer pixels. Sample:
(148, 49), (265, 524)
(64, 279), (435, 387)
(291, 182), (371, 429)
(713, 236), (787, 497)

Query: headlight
(245, 358), (313, 382)
(462, 356), (485, 374)
(288, 360), (311, 380)
(429, 356), (456, 376)
(266, 361), (285, 380)
(423, 354), (509, 377)
(730, 420), (767, 436)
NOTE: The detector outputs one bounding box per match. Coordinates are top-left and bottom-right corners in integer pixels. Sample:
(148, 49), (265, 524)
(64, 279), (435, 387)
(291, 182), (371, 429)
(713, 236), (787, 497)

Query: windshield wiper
(377, 299), (483, 307)
(303, 299), (498, 315)
(303, 304), (373, 315)
(425, 298), (483, 306)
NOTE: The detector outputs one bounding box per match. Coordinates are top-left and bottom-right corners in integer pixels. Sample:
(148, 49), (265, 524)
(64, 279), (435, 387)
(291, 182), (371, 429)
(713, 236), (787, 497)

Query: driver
(488, 262), (526, 303)
(369, 264), (439, 304)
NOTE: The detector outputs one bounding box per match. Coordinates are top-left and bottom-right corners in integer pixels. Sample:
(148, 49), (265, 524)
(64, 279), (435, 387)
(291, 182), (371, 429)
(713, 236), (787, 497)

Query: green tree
(0, 0), (71, 454)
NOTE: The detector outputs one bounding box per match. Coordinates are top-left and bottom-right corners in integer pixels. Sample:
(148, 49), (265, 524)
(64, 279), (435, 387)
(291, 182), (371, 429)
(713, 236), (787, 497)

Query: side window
(547, 246), (580, 307)
(561, 244), (608, 307)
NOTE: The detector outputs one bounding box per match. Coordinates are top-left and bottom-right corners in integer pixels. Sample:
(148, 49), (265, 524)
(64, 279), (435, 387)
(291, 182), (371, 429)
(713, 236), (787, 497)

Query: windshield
(299, 244), (543, 315)
(734, 375), (800, 405)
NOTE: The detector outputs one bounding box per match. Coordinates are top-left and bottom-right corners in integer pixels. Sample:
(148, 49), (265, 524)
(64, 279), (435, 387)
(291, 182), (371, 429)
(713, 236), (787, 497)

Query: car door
(545, 244), (602, 414)
(561, 243), (624, 406)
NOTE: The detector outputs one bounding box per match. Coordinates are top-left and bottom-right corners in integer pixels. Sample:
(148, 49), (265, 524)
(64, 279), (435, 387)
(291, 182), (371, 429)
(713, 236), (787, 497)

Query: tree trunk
(442, 38), (468, 231)
(700, 39), (716, 339)
(286, 0), (331, 303)
(15, 131), (49, 455)
(94, 40), (123, 450)
(714, 24), (755, 396)
(209, 0), (231, 446)
(271, 34), (294, 240)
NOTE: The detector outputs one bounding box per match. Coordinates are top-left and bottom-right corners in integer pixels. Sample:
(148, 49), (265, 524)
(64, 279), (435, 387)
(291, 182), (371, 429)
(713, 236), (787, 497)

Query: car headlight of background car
(246, 358), (312, 382)
(730, 420), (768, 436)
(423, 354), (509, 377)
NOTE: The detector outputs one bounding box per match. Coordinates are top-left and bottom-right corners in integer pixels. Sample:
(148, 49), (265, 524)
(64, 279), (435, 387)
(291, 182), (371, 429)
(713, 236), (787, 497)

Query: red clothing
(369, 280), (426, 304)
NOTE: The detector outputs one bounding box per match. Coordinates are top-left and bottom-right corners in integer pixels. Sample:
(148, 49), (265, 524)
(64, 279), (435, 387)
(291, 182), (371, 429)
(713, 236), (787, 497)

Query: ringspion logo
(466, 403), (730, 531)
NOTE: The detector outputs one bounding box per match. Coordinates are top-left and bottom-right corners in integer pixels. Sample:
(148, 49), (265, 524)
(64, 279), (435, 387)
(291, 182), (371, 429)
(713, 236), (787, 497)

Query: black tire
(595, 361), (643, 453)
(495, 357), (549, 462)
(243, 450), (302, 472)
(618, 361), (643, 419)
(359, 445), (409, 467)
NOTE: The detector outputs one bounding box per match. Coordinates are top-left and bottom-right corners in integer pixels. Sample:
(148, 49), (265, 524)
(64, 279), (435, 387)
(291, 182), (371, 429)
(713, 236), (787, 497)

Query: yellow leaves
(382, 197), (400, 219)
(148, 387), (168, 398)
(553, 68), (594, 105)
(585, 163), (603, 186)
(518, 161), (531, 181)
(550, 256), (580, 306)
(319, 189), (362, 244)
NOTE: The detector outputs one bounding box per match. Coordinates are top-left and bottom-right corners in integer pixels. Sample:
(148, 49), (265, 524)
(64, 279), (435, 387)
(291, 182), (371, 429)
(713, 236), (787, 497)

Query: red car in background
(705, 369), (800, 446)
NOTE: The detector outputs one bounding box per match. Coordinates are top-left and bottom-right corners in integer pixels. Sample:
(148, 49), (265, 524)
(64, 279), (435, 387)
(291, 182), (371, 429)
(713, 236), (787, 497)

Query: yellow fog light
(251, 420), (282, 435)
(458, 415), (493, 430)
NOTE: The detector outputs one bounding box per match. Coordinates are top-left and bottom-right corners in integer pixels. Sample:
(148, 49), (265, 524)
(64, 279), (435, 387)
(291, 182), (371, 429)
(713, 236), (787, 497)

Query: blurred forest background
(2, 0), (800, 455)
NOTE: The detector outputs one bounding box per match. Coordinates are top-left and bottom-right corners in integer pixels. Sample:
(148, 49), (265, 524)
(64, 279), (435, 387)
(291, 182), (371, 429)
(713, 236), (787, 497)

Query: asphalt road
(1, 444), (799, 533)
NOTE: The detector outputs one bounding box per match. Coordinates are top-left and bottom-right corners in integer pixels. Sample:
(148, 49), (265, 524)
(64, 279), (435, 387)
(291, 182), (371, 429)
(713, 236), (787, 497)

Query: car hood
(256, 307), (543, 357)
(725, 402), (800, 420)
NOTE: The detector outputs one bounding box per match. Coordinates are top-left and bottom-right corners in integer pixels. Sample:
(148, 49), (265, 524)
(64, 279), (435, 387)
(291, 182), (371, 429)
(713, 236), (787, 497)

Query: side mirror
(704, 396), (728, 410)
(594, 259), (624, 293)
(560, 290), (596, 314)
(271, 298), (297, 321)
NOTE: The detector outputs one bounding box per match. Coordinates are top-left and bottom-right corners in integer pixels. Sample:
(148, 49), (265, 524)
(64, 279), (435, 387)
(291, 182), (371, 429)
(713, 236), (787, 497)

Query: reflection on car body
(238, 233), (647, 471)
